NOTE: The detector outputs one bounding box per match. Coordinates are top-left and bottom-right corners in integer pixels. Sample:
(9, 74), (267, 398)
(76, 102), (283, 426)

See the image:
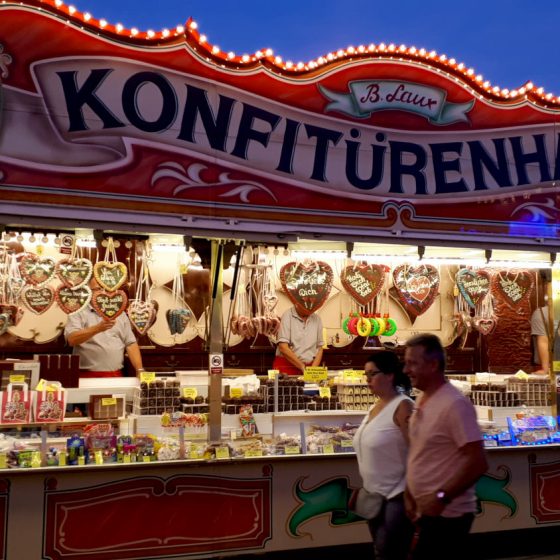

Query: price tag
(9, 374), (26, 384)
(230, 429), (238, 441)
(140, 372), (157, 384)
(553, 361), (560, 372)
(101, 397), (117, 406)
(182, 387), (198, 399)
(142, 455), (151, 463)
(77, 455), (85, 466)
(58, 452), (67, 467)
(304, 366), (328, 383)
(268, 369), (280, 379)
(340, 440), (354, 449)
(244, 449), (263, 458)
(322, 444), (334, 454)
(285, 446), (300, 455)
(230, 387), (243, 398)
(215, 446), (230, 460)
(319, 387), (331, 398)
(189, 446), (201, 459)
(31, 452), (42, 468)
(123, 454), (131, 464)
(0, 453), (6, 469)
(95, 451), (104, 465)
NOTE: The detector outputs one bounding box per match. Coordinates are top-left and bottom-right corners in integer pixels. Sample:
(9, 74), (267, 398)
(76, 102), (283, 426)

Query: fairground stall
(1, 1), (560, 558)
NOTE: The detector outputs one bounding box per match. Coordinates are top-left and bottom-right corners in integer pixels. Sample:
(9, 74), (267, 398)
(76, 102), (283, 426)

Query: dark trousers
(367, 493), (415, 560)
(412, 513), (475, 560)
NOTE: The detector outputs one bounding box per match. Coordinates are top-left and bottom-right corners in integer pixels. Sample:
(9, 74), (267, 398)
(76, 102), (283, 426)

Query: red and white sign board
(0, 1), (559, 244)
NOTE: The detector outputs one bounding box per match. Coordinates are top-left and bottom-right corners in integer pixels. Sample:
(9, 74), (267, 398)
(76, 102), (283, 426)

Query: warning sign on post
(210, 353), (223, 375)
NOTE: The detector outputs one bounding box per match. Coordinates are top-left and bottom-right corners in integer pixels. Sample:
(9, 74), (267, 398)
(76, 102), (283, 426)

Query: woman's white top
(353, 394), (412, 499)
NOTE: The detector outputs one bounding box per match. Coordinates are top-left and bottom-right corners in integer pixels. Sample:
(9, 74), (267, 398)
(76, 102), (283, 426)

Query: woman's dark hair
(365, 351), (411, 392)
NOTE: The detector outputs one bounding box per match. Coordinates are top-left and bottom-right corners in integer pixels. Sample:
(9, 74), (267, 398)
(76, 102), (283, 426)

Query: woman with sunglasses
(353, 351), (415, 560)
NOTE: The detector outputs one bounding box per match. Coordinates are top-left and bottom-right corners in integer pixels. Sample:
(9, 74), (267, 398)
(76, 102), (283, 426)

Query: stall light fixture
(290, 249), (347, 260)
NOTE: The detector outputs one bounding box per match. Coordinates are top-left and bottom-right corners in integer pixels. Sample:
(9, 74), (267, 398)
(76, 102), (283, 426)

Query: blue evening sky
(70, 1), (560, 95)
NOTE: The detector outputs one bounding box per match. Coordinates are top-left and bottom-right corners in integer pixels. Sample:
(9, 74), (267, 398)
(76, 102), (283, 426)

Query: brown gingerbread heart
(280, 261), (333, 315)
(55, 258), (93, 288)
(55, 285), (92, 315)
(474, 317), (497, 336)
(19, 253), (56, 286)
(392, 264), (440, 320)
(21, 286), (55, 315)
(456, 268), (491, 309)
(492, 270), (534, 310)
(127, 299), (157, 335)
(341, 264), (385, 306)
(93, 261), (128, 292)
(91, 289), (128, 320)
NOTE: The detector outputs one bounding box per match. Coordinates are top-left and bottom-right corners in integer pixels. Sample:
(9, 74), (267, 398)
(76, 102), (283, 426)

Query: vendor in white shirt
(64, 278), (143, 378)
(273, 305), (324, 376)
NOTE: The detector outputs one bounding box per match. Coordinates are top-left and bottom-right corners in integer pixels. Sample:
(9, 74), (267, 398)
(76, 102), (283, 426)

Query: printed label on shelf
(268, 369), (280, 379)
(244, 449), (263, 458)
(304, 366), (328, 382)
(31, 451), (41, 468)
(182, 387), (198, 399)
(78, 456), (85, 466)
(322, 444), (334, 454)
(285, 446), (300, 455)
(58, 452), (66, 466)
(319, 387), (332, 398)
(101, 397), (117, 406)
(123, 454), (131, 463)
(94, 451), (103, 465)
(140, 372), (156, 384)
(189, 446), (201, 459)
(0, 453), (6, 469)
(142, 455), (151, 463)
(216, 446), (230, 459)
(9, 375), (26, 384)
(340, 440), (353, 449)
(230, 388), (243, 398)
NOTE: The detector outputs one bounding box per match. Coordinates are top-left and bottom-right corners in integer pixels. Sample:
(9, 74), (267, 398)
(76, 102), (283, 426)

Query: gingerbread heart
(456, 269), (491, 309)
(166, 308), (192, 335)
(91, 289), (128, 320)
(55, 285), (92, 315)
(280, 261), (333, 315)
(474, 317), (497, 336)
(492, 270), (534, 310)
(7, 277), (24, 301)
(341, 264), (385, 306)
(19, 253), (56, 286)
(392, 264), (439, 320)
(127, 299), (157, 335)
(55, 258), (93, 288)
(93, 261), (128, 292)
(0, 304), (23, 326)
(0, 313), (9, 336)
(21, 285), (55, 315)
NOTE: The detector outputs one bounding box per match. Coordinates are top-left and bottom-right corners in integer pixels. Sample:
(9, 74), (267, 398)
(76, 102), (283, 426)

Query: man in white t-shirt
(403, 334), (488, 560)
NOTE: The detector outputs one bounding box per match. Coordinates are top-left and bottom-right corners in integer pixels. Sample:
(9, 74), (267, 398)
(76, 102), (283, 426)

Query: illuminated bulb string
(31, 0), (560, 103)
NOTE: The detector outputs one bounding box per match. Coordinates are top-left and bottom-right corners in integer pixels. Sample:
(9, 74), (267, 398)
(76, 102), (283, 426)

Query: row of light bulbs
(29, 0), (560, 105)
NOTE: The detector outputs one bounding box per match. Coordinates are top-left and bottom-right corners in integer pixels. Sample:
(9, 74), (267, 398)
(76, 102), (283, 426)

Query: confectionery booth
(1, 1), (560, 558)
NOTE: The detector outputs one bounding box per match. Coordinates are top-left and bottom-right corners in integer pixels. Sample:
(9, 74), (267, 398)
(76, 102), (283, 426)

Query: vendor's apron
(272, 356), (309, 376)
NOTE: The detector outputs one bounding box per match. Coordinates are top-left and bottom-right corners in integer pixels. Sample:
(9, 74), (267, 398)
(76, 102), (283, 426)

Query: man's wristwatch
(436, 490), (451, 504)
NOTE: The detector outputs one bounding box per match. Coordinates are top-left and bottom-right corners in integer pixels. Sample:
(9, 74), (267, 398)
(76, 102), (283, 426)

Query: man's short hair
(405, 333), (446, 372)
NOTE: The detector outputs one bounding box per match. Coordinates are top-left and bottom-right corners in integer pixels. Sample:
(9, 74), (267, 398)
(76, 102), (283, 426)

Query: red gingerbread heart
(55, 285), (92, 315)
(391, 264), (440, 321)
(19, 253), (56, 286)
(21, 285), (55, 315)
(280, 261), (333, 315)
(341, 264), (385, 307)
(91, 289), (128, 321)
(492, 270), (534, 310)
(55, 257), (93, 288)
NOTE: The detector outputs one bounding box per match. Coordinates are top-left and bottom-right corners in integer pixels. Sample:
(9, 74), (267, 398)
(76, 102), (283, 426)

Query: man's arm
(414, 440), (488, 516)
(535, 335), (550, 374)
(67, 320), (115, 346)
(277, 342), (306, 372)
(126, 342), (143, 374)
(311, 347), (323, 367)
